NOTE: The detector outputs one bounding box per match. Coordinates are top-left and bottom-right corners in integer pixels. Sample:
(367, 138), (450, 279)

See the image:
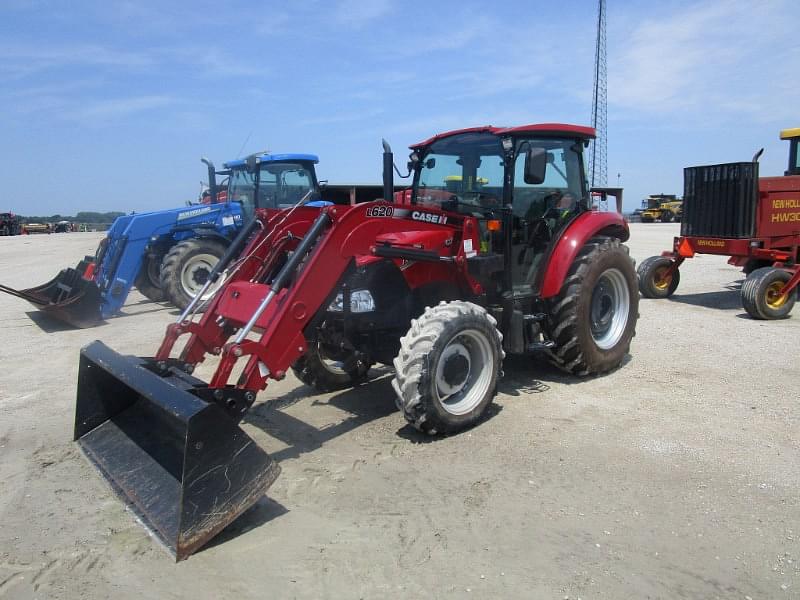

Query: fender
(539, 211), (629, 298)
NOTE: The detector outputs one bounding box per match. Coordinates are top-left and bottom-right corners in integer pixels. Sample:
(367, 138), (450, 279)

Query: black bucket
(75, 341), (280, 560)
(0, 260), (103, 328)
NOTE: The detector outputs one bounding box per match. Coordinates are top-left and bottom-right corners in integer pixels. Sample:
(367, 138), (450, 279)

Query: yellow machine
(640, 194), (682, 223)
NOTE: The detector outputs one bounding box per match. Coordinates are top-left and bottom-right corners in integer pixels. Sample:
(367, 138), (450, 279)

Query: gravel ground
(0, 224), (798, 599)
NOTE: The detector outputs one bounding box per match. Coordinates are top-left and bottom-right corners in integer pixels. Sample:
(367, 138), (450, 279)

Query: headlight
(328, 289), (376, 313)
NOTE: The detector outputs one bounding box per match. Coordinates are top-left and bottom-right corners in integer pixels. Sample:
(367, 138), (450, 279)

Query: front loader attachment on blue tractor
(0, 257), (104, 328)
(74, 341), (280, 560)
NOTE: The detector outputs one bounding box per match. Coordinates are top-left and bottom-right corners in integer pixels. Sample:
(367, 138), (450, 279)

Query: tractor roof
(224, 153), (319, 169)
(780, 127), (800, 140)
(410, 123), (596, 149)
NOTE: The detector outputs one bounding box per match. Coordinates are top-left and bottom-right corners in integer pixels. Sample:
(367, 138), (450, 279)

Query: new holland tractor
(638, 127), (800, 319)
(73, 123), (638, 559)
(0, 154), (324, 327)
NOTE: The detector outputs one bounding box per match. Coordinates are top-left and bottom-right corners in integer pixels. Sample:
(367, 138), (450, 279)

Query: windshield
(414, 132), (586, 217)
(257, 162), (315, 208)
(227, 161), (316, 218)
(416, 132), (504, 213)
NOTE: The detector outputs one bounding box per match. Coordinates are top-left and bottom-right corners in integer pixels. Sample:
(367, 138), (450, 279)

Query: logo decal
(411, 210), (447, 225)
(177, 206), (213, 221)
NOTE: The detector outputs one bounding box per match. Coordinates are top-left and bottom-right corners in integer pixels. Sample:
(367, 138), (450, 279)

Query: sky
(1, 0), (798, 215)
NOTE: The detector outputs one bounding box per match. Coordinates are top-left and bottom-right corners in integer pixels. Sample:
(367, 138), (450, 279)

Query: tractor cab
(409, 125), (593, 295)
(218, 153), (322, 221)
(782, 128), (800, 176)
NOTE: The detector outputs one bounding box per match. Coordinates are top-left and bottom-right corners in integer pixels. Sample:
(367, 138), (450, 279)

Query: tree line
(17, 211), (125, 224)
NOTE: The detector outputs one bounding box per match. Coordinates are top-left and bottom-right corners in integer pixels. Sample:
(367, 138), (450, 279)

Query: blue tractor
(0, 153), (323, 327)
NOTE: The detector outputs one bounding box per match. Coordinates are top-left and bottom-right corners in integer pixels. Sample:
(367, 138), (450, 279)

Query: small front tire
(637, 256), (680, 299)
(291, 342), (370, 392)
(392, 301), (504, 435)
(134, 254), (166, 302)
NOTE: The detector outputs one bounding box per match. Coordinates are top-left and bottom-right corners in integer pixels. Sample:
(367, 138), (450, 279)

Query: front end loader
(75, 123), (639, 559)
(0, 154), (323, 328)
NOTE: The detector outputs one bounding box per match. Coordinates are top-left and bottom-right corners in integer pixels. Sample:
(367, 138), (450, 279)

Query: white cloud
(333, 0), (392, 27)
(609, 0), (798, 120)
(68, 95), (175, 121)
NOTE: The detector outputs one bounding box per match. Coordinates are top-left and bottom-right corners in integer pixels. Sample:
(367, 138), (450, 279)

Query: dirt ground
(0, 224), (798, 599)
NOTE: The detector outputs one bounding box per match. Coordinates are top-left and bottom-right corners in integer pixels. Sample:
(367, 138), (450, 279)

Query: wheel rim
(653, 266), (672, 290)
(434, 329), (493, 416)
(315, 343), (347, 376)
(590, 268), (630, 350)
(765, 281), (788, 309)
(180, 253), (219, 299)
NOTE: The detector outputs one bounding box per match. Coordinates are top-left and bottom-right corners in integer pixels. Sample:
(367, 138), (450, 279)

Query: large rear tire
(134, 254), (166, 302)
(741, 267), (796, 320)
(546, 237), (638, 376)
(637, 255), (680, 298)
(291, 342), (371, 392)
(392, 301), (504, 435)
(160, 238), (227, 310)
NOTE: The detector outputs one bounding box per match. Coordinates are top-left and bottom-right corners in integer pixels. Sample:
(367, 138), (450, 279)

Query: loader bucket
(74, 341), (280, 560)
(0, 262), (103, 328)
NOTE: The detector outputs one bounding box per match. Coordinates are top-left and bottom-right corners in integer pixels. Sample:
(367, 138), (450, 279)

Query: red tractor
(638, 127), (800, 319)
(74, 123), (638, 559)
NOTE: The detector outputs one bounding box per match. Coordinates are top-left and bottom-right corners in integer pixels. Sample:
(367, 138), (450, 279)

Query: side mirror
(318, 179), (328, 189)
(524, 148), (547, 184)
(245, 155), (258, 172)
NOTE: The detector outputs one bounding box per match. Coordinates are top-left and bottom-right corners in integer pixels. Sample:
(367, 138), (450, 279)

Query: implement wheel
(637, 256), (680, 299)
(741, 267), (796, 320)
(160, 238), (226, 310)
(292, 342), (371, 392)
(134, 254), (165, 302)
(547, 237), (638, 376)
(392, 301), (503, 435)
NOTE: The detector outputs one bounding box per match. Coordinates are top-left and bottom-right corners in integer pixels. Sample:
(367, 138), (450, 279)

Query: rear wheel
(134, 254), (165, 302)
(637, 255), (680, 298)
(660, 211), (673, 223)
(547, 237), (638, 376)
(392, 301), (503, 435)
(741, 267), (796, 320)
(291, 342), (371, 392)
(160, 239), (227, 310)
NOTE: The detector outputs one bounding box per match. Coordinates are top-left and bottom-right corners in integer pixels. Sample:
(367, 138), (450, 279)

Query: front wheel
(547, 237), (638, 376)
(637, 256), (680, 298)
(160, 238), (227, 310)
(741, 267), (796, 320)
(291, 342), (371, 392)
(134, 254), (165, 302)
(392, 301), (504, 435)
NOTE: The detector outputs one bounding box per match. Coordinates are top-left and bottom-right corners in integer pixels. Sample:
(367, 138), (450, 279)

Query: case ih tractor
(638, 127), (800, 319)
(73, 123), (638, 559)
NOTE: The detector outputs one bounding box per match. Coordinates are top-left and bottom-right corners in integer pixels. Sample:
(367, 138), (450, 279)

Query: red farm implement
(638, 127), (800, 319)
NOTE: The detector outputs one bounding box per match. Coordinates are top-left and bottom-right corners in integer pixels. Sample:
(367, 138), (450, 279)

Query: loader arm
(165, 202), (479, 393)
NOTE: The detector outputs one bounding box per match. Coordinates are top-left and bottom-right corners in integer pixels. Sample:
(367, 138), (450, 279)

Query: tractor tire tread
(546, 237), (638, 376)
(393, 300), (503, 434)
